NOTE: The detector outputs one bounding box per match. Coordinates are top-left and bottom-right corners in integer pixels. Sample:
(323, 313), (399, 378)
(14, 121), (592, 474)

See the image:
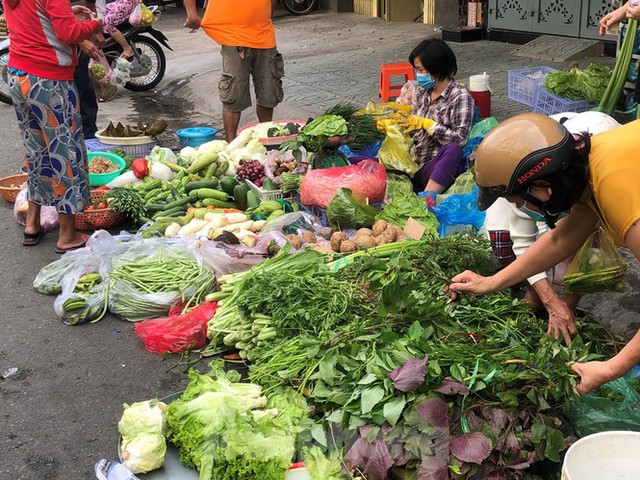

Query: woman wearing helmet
(448, 113), (640, 394)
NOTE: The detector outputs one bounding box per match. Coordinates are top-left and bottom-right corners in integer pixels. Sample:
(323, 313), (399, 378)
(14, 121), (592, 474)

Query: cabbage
(198, 140), (228, 156)
(147, 146), (176, 164)
(149, 161), (174, 181)
(179, 146), (198, 164)
(118, 400), (167, 438)
(120, 433), (167, 474)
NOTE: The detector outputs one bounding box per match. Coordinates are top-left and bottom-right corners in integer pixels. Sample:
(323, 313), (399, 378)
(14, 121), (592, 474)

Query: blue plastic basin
(176, 127), (218, 148)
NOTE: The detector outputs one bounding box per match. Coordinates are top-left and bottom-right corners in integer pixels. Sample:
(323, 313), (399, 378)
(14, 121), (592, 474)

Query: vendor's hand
(80, 40), (100, 61)
(545, 297), (578, 346)
(446, 270), (497, 297)
(184, 15), (201, 30)
(72, 5), (92, 21)
(401, 115), (436, 134)
(93, 32), (106, 49)
(571, 360), (616, 394)
(626, 2), (640, 20)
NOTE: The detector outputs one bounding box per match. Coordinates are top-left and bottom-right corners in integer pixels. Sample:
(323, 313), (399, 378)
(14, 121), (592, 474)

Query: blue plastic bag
(338, 140), (383, 159)
(430, 187), (485, 237)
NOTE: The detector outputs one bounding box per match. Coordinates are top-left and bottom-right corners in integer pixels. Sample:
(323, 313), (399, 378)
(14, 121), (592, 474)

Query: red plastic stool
(379, 63), (415, 102)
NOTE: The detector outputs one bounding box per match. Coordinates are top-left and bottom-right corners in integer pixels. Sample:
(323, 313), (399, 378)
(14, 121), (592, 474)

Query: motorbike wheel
(0, 47), (13, 106)
(106, 36), (166, 92)
(282, 0), (317, 15)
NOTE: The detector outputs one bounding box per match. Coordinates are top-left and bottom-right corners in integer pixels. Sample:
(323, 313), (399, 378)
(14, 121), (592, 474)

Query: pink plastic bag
(299, 160), (387, 208)
(13, 186), (59, 230)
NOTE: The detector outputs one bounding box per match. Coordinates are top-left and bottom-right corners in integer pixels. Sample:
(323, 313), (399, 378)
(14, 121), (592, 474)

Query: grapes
(236, 159), (266, 184)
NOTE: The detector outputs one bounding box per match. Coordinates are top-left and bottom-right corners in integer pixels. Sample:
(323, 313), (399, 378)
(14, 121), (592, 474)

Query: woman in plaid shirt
(402, 39), (474, 196)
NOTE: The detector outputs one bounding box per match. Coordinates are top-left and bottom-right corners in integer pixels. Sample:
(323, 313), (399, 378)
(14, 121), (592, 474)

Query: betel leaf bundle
(545, 62), (612, 101)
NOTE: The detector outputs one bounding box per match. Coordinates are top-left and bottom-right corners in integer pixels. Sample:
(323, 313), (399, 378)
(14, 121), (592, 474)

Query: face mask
(519, 205), (570, 224)
(416, 72), (437, 90)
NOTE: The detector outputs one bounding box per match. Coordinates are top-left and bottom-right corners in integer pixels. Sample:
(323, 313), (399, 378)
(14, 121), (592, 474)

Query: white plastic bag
(111, 58), (132, 87)
(13, 186), (59, 230)
(53, 258), (108, 325)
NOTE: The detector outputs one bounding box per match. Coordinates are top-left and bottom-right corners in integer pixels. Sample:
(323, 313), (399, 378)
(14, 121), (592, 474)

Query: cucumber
(185, 179), (220, 194)
(187, 153), (218, 174)
(219, 177), (240, 196)
(204, 163), (217, 179)
(247, 190), (261, 209)
(195, 188), (229, 201)
(202, 198), (237, 208)
(233, 184), (249, 210)
(262, 178), (276, 191)
(159, 196), (192, 210)
(214, 160), (230, 178)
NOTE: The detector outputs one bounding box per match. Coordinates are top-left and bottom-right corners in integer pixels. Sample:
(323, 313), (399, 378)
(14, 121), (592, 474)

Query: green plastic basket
(88, 151), (126, 187)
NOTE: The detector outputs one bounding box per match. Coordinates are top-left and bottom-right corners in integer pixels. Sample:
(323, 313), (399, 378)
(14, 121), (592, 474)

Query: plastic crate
(532, 86), (598, 115)
(85, 138), (157, 157)
(507, 66), (557, 107)
(245, 179), (297, 202)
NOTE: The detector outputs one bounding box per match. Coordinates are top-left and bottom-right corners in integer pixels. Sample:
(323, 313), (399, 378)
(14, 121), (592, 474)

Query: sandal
(22, 229), (46, 246)
(55, 235), (89, 254)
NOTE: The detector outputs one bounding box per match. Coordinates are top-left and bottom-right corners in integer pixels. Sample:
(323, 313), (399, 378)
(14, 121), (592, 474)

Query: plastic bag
(13, 186), (59, 230)
(430, 187), (486, 237)
(563, 227), (627, 294)
(129, 3), (155, 27)
(194, 242), (265, 276)
(436, 170), (477, 205)
(564, 374), (640, 437)
(110, 58), (131, 86)
(34, 248), (93, 295)
(300, 159), (387, 208)
(326, 188), (378, 229)
(396, 80), (421, 107)
(53, 257), (108, 325)
(377, 124), (419, 176)
(264, 148), (309, 187)
(88, 52), (113, 85)
(338, 140), (383, 160)
(134, 301), (218, 354)
(384, 173), (414, 204)
(462, 117), (499, 167)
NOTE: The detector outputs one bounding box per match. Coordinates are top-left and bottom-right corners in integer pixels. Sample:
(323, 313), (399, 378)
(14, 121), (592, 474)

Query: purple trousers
(412, 142), (464, 192)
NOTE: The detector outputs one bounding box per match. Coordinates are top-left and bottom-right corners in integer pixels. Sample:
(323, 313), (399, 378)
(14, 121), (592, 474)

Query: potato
(331, 231), (349, 252)
(301, 231), (317, 244)
(390, 225), (404, 237)
(355, 228), (373, 238)
(340, 240), (357, 253)
(372, 220), (389, 237)
(286, 234), (302, 249)
(397, 234), (409, 242)
(355, 236), (376, 249)
(383, 227), (398, 242)
(375, 235), (388, 246)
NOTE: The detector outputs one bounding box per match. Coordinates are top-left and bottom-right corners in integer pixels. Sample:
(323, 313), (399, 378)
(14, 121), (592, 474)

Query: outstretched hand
(571, 360), (615, 394)
(445, 270), (497, 297)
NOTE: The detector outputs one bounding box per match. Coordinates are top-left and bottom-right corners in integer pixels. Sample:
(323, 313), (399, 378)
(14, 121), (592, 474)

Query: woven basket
(0, 174), (28, 203)
(75, 190), (127, 231)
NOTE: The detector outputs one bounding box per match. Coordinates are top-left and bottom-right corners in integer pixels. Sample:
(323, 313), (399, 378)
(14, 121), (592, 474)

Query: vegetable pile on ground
(545, 62), (612, 101)
(203, 235), (621, 479)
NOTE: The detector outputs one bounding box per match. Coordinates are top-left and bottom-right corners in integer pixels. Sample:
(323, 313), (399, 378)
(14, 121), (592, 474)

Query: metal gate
(488, 0), (613, 39)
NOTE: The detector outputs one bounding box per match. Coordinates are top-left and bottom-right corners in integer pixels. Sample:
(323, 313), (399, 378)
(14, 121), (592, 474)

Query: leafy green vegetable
(118, 400), (166, 438)
(326, 188), (378, 229)
(120, 433), (167, 474)
(545, 62), (612, 101)
(375, 193), (439, 238)
(303, 446), (348, 480)
(303, 115), (348, 137)
(166, 362), (309, 480)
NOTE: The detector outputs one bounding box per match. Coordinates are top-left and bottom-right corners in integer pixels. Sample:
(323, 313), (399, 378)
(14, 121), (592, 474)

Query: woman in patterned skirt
(3, 0), (102, 252)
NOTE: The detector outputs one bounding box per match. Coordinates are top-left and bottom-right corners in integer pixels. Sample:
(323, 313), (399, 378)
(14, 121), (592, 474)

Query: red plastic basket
(75, 190), (127, 231)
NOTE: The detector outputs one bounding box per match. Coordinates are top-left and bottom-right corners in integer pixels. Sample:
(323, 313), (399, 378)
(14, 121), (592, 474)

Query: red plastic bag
(299, 160), (387, 208)
(134, 301), (218, 354)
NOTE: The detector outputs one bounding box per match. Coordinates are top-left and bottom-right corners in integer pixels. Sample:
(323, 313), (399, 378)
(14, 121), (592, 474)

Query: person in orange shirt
(184, 0), (283, 142)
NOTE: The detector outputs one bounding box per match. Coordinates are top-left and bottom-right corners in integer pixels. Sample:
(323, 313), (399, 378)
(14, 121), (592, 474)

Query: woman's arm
(430, 91), (474, 146)
(449, 210), (600, 294)
(45, 0), (101, 45)
(572, 219), (640, 393)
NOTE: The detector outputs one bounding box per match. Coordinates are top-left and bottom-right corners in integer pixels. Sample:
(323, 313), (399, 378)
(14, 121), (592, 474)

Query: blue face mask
(519, 205), (570, 224)
(416, 72), (437, 90)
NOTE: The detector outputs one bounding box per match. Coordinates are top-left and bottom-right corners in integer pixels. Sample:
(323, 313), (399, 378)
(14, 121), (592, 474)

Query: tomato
(97, 202), (108, 209)
(94, 186), (110, 192)
(86, 205), (95, 211)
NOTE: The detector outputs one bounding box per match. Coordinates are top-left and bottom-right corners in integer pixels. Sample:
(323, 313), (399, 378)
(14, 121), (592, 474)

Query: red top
(4, 0), (99, 81)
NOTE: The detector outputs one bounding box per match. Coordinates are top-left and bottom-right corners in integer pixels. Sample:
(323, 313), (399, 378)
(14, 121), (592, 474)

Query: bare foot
(56, 233), (87, 252)
(120, 48), (134, 59)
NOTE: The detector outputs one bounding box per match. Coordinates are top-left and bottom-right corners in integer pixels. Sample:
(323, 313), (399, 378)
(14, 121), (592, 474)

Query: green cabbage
(118, 400), (167, 438)
(120, 433), (167, 474)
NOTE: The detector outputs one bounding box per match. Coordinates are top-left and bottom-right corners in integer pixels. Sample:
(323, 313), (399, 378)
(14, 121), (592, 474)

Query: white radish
(164, 222), (181, 238)
(249, 220), (267, 232)
(177, 219), (209, 237)
(225, 213), (248, 224)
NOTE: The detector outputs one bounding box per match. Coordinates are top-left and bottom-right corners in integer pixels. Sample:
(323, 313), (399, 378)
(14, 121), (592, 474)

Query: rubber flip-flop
(55, 235), (89, 255)
(22, 230), (46, 246)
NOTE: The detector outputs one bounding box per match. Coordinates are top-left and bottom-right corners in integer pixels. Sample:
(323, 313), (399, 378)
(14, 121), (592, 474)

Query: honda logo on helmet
(516, 157), (552, 185)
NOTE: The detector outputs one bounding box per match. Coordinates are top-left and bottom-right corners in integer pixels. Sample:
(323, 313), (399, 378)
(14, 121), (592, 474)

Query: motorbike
(281, 0), (318, 15)
(0, 6), (171, 106)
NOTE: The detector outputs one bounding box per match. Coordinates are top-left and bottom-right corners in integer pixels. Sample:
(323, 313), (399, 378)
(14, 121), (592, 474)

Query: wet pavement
(0, 7), (637, 479)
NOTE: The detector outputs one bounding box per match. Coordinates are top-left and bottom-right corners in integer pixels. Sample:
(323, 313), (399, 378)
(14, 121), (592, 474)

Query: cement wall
(319, 0), (354, 12)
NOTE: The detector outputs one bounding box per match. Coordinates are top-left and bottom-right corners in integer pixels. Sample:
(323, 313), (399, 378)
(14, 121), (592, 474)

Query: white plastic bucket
(469, 72), (492, 93)
(561, 431), (640, 480)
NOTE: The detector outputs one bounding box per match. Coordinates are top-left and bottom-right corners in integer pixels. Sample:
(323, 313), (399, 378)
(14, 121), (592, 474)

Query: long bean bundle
(109, 257), (216, 321)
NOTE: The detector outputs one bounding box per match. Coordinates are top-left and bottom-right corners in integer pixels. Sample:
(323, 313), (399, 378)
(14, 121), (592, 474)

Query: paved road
(0, 8), (637, 479)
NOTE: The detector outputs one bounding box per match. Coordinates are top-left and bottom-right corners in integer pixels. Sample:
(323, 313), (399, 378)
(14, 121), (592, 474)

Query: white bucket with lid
(469, 71), (492, 93)
(561, 431), (640, 480)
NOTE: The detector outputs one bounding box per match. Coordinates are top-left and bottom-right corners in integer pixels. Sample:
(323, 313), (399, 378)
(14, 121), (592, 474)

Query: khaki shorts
(219, 46), (284, 112)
